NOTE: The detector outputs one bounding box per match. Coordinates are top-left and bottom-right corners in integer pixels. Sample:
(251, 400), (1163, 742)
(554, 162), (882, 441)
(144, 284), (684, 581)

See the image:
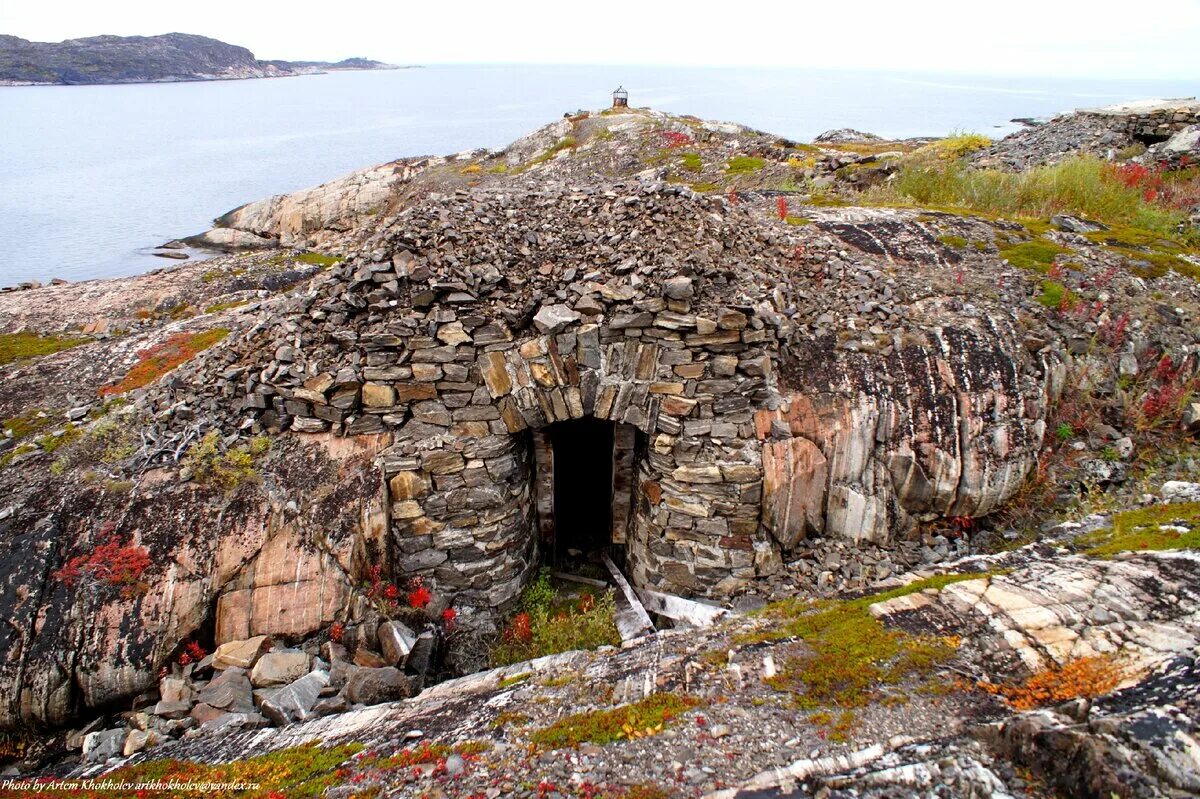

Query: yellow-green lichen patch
(499, 671), (533, 689)
(22, 742), (365, 799)
(938, 235), (969, 248)
(738, 573), (986, 709)
(680, 152), (703, 172)
(204, 299), (250, 314)
(2, 409), (55, 441)
(0, 331), (90, 365)
(529, 692), (699, 749)
(1082, 502), (1200, 558)
(997, 238), (1069, 272)
(1036, 280), (1077, 309)
(725, 156), (765, 175)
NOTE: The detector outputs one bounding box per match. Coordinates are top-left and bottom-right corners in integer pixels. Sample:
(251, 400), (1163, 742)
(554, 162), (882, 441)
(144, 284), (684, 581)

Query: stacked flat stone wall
(251, 282), (786, 606)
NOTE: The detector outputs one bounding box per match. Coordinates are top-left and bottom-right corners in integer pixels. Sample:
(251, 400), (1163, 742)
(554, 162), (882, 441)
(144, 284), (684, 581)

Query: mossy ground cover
(529, 692), (699, 749)
(0, 331), (89, 365)
(740, 574), (987, 709)
(680, 152), (703, 172)
(0, 742), (363, 799)
(268, 252), (341, 268)
(725, 156), (765, 175)
(997, 237), (1068, 272)
(2, 409), (55, 441)
(1081, 502), (1200, 557)
(99, 329), (228, 396)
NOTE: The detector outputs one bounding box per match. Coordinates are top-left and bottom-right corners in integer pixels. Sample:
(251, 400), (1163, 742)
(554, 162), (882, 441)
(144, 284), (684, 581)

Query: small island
(0, 32), (402, 86)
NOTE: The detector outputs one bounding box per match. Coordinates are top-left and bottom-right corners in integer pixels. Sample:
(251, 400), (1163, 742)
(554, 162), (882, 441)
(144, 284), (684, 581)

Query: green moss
(725, 156), (766, 175)
(2, 409), (55, 441)
(0, 442), (36, 468)
(1037, 280), (1076, 309)
(0, 332), (89, 365)
(1082, 502), (1200, 558)
(204, 299), (250, 314)
(690, 181), (719, 192)
(529, 692), (699, 749)
(77, 742), (363, 799)
(35, 423), (80, 454)
(680, 152), (702, 172)
(784, 216), (812, 226)
(998, 238), (1068, 272)
(938, 235), (969, 248)
(269, 252), (340, 268)
(488, 163), (510, 174)
(499, 671), (532, 689)
(739, 573), (987, 708)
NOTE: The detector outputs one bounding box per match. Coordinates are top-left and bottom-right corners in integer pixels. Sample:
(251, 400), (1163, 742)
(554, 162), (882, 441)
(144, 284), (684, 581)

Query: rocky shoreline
(1, 99), (1199, 797)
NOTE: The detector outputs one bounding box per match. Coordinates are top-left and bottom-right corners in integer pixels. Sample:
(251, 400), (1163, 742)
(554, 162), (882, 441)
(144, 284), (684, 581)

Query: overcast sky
(3, 0), (1199, 80)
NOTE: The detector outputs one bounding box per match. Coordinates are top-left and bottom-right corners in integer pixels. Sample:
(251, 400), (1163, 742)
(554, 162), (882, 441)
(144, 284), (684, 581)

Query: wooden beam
(601, 554), (655, 642)
(552, 571), (609, 589)
(635, 588), (729, 628)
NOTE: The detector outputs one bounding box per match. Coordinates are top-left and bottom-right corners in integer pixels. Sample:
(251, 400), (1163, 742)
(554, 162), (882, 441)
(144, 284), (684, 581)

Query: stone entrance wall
(367, 298), (783, 608)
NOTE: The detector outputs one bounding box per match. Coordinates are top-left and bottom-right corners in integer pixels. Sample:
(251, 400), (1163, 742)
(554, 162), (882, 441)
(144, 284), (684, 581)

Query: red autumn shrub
(660, 131), (692, 149)
(330, 622), (345, 642)
(776, 196), (788, 219)
(53, 525), (150, 597)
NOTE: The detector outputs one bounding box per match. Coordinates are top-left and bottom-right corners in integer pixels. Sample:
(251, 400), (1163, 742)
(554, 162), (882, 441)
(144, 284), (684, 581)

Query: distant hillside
(0, 32), (396, 86)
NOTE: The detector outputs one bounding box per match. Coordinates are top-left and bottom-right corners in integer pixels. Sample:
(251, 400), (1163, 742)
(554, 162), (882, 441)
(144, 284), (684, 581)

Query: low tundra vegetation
(99, 328), (229, 396)
(529, 692), (699, 749)
(491, 568), (620, 666)
(0, 331), (89, 365)
(1080, 502), (1200, 557)
(0, 742), (364, 799)
(182, 430), (270, 490)
(741, 573), (987, 710)
(979, 654), (1125, 710)
(863, 156), (1196, 245)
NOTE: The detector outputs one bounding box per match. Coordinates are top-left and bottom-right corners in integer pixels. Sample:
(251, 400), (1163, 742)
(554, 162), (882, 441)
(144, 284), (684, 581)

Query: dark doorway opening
(548, 418), (614, 564)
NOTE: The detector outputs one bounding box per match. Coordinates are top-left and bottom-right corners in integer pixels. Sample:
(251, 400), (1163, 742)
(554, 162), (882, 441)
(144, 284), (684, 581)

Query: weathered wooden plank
(635, 587), (729, 628)
(601, 554), (655, 641)
(552, 571), (610, 589)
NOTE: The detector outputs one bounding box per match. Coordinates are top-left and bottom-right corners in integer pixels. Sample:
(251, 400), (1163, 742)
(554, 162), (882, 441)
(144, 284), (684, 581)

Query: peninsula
(0, 32), (399, 86)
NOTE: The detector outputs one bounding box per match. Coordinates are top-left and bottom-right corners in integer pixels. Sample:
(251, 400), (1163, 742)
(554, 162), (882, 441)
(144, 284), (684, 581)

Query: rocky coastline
(1, 98), (1199, 798)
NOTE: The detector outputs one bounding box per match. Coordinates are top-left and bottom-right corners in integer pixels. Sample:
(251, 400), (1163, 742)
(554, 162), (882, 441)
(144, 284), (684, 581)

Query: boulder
(212, 636), (271, 670)
(378, 620), (418, 666)
(82, 728), (125, 763)
(197, 667), (255, 712)
(260, 670), (329, 726)
(249, 650), (311, 687)
(532, 304), (582, 334)
(343, 667), (417, 705)
(122, 728), (161, 756)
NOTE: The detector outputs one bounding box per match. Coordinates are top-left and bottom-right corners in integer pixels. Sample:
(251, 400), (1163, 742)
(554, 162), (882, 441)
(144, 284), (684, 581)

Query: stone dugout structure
(231, 189), (1056, 607)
